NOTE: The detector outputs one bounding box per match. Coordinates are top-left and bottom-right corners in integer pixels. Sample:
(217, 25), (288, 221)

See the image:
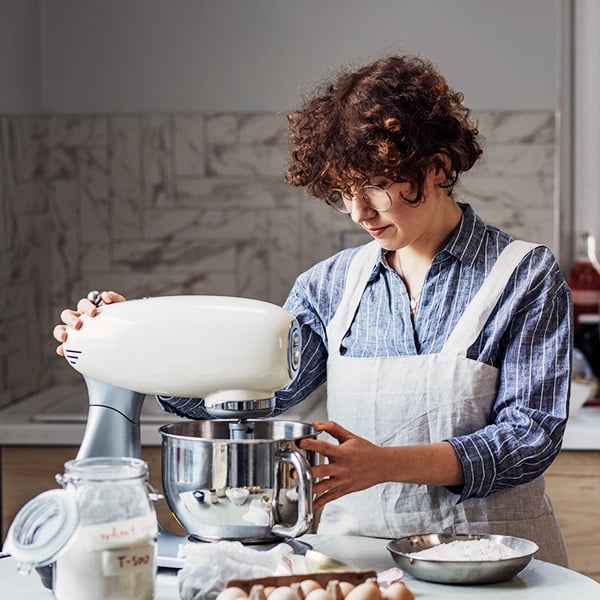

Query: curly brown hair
(285, 55), (483, 205)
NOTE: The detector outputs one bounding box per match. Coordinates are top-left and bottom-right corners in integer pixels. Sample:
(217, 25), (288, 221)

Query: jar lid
(2, 489), (79, 568)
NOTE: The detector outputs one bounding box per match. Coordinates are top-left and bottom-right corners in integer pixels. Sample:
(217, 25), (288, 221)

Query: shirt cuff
(445, 435), (496, 502)
(156, 395), (211, 419)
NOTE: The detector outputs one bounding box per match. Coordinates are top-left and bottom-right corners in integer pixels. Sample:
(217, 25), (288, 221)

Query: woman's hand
(53, 291), (126, 356)
(298, 421), (386, 511)
(299, 421), (465, 511)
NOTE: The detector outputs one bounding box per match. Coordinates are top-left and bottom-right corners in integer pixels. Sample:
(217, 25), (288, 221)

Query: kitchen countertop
(1, 535), (599, 599)
(0, 384), (599, 450)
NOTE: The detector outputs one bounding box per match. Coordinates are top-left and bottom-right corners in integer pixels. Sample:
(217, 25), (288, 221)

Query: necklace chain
(395, 253), (422, 315)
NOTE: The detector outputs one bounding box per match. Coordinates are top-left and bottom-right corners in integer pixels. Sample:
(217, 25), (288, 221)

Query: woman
(54, 55), (571, 565)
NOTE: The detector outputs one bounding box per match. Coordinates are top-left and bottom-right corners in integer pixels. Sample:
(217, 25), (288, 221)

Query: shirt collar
(442, 203), (488, 268)
(370, 202), (488, 278)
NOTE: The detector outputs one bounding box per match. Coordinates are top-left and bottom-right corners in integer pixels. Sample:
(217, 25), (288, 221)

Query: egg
(264, 587), (277, 598)
(304, 589), (335, 600)
(382, 583), (414, 600)
(338, 582), (354, 598)
(325, 580), (343, 600)
(290, 582), (305, 600)
(268, 586), (302, 600)
(299, 579), (322, 597)
(344, 580), (381, 600)
(249, 584), (267, 600)
(216, 586), (249, 600)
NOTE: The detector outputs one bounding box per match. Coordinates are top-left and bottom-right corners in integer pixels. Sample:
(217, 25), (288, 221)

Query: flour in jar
(409, 539), (520, 561)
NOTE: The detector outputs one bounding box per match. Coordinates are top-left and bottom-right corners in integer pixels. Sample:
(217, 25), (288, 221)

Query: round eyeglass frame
(326, 183), (395, 214)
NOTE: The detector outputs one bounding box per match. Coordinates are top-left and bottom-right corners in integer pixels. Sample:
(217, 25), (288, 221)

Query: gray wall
(2, 0), (558, 113)
(0, 1), (562, 407)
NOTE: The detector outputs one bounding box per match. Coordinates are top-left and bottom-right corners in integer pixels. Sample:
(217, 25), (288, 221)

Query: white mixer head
(62, 295), (301, 417)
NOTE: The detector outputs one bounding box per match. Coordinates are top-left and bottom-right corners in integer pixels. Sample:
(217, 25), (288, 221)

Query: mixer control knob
(288, 323), (302, 379)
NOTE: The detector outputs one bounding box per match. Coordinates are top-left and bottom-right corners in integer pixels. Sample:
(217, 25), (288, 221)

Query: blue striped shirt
(159, 203), (573, 502)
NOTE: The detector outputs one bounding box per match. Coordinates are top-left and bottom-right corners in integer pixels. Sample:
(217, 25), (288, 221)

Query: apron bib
(319, 240), (568, 566)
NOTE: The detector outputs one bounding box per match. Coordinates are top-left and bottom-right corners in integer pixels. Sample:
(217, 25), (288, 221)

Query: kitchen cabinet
(0, 445), (187, 540)
(544, 450), (600, 582)
(3, 446), (599, 583)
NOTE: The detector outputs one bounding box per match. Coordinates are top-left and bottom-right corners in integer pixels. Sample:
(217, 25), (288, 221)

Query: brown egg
(267, 586), (302, 600)
(382, 583), (414, 600)
(264, 587), (277, 598)
(299, 579), (323, 597)
(338, 582), (355, 598)
(216, 586), (249, 600)
(325, 580), (343, 600)
(304, 589), (335, 600)
(344, 580), (381, 600)
(249, 584), (267, 600)
(290, 582), (305, 600)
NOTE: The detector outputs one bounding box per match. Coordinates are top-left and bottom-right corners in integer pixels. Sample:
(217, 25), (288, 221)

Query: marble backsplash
(0, 110), (557, 407)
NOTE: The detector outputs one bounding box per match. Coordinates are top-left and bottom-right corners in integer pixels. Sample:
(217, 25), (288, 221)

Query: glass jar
(54, 457), (157, 599)
(3, 457), (157, 600)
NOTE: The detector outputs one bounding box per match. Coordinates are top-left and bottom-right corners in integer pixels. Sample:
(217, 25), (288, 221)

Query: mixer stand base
(156, 527), (312, 570)
(157, 528), (187, 569)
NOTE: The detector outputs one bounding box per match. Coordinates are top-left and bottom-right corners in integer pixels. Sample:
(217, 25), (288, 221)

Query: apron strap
(441, 240), (541, 356)
(326, 241), (380, 351)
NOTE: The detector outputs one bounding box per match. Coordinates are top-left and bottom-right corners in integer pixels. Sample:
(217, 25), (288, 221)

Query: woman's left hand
(297, 421), (385, 511)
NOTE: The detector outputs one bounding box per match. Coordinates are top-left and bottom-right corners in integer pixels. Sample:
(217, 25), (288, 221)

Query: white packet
(178, 540), (305, 600)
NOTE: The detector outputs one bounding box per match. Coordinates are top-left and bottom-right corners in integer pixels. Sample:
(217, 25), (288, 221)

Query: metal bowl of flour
(387, 533), (538, 584)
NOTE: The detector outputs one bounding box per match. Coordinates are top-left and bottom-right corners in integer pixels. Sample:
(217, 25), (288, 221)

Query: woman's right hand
(53, 291), (127, 356)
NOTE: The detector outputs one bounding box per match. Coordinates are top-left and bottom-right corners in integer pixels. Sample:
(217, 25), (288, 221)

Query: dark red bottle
(568, 232), (600, 327)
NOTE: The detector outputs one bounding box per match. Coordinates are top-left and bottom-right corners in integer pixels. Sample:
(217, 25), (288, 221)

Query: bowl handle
(270, 445), (314, 538)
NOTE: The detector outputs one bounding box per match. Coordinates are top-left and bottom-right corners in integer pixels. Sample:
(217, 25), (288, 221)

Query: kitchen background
(0, 0), (598, 408)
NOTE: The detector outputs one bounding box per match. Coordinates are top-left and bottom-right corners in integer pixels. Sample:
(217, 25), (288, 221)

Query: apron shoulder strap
(442, 240), (541, 356)
(326, 241), (380, 349)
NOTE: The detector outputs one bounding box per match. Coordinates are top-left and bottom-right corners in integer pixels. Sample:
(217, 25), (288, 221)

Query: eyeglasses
(326, 183), (395, 214)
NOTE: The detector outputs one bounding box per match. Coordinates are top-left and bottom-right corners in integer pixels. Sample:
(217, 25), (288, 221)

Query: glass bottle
(568, 231), (600, 326)
(573, 313), (600, 379)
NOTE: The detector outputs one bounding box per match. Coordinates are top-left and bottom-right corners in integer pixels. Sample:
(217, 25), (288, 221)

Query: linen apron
(319, 240), (568, 566)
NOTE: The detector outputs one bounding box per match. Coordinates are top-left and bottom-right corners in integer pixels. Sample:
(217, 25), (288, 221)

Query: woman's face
(348, 168), (448, 251)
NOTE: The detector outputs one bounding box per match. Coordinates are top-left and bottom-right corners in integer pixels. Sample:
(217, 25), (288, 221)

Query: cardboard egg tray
(226, 570), (378, 593)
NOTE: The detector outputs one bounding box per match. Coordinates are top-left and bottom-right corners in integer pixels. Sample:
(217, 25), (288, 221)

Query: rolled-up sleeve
(447, 248), (572, 501)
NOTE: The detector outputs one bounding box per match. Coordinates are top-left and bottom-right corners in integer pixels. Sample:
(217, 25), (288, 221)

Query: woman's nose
(349, 195), (376, 221)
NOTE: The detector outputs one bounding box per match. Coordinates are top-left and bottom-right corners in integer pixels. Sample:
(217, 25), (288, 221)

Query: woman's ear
(432, 152), (451, 184)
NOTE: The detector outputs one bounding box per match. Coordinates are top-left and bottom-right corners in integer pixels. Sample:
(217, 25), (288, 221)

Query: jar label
(101, 542), (156, 575)
(81, 513), (158, 550)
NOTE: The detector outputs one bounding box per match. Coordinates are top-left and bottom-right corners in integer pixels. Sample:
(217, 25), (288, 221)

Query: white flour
(409, 539), (520, 561)
(54, 514), (157, 600)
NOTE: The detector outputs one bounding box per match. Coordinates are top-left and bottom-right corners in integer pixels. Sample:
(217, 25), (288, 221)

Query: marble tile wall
(0, 110), (557, 406)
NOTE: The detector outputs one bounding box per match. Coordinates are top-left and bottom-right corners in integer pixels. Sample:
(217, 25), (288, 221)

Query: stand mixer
(59, 295), (317, 565)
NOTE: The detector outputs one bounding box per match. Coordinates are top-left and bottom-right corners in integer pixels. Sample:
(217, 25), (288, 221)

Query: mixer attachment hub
(205, 397), (276, 420)
(228, 420), (256, 440)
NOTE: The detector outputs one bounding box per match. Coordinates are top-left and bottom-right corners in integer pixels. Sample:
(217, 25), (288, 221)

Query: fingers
(312, 420), (356, 443)
(310, 464), (354, 511)
(54, 290), (127, 356)
(100, 290), (127, 304)
(53, 324), (68, 343)
(59, 309), (83, 330)
(299, 421), (356, 456)
(76, 290), (126, 315)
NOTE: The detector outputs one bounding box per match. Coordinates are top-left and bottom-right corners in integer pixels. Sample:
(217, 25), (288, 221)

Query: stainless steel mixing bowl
(160, 419), (319, 543)
(387, 533), (538, 584)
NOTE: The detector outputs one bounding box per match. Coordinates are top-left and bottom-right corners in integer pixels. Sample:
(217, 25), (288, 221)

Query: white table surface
(1, 535), (599, 599)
